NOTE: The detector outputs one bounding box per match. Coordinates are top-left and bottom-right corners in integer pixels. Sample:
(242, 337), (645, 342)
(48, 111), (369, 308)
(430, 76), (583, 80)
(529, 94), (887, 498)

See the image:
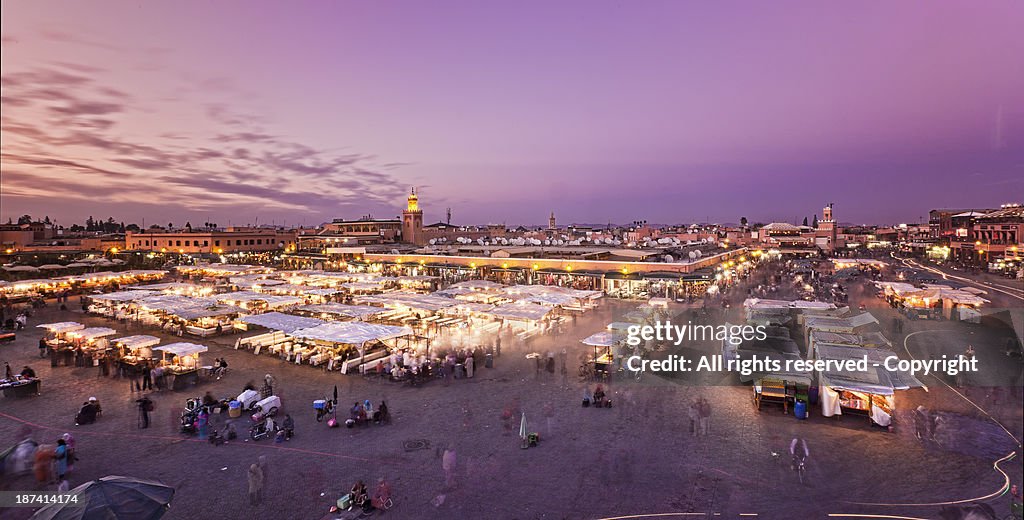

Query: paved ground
(1, 263), (1021, 519)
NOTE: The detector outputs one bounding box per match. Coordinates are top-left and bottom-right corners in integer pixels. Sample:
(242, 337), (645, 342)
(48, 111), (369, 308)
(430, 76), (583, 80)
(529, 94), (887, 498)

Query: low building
(125, 228), (296, 254)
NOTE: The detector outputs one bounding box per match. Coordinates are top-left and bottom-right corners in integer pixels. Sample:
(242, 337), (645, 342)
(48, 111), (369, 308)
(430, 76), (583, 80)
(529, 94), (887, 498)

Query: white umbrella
(519, 412), (528, 448)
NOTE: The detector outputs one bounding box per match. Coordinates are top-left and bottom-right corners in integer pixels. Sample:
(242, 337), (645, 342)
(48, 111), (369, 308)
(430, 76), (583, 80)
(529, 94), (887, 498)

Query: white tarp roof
(216, 291), (303, 308)
(240, 312), (325, 333)
(356, 293), (458, 312)
(815, 344), (924, 394)
(68, 327), (117, 340)
(805, 313), (879, 331)
(744, 298), (838, 311)
(296, 303), (386, 319)
(37, 322), (85, 333)
(112, 335), (161, 350)
(155, 342), (208, 357)
(489, 302), (553, 322)
(449, 280), (505, 291)
(89, 290), (160, 302)
(501, 285), (602, 302)
(581, 331), (625, 347)
(289, 321), (413, 345)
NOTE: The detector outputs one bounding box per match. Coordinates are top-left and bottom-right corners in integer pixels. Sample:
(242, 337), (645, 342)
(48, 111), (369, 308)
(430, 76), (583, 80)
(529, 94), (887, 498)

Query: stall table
(1, 377), (40, 397)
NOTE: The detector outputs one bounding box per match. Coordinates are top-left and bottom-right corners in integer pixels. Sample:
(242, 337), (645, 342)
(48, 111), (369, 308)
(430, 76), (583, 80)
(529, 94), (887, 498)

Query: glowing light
(4, 249), (12, 254)
(109, 247), (119, 254)
(502, 263), (509, 269)
(566, 265), (573, 271)
(469, 262), (476, 269)
(621, 268), (628, 275)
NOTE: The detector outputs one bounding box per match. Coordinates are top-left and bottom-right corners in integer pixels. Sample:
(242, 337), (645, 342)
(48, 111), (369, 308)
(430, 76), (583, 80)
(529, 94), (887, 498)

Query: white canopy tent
(296, 303), (386, 320)
(289, 322), (413, 346)
(68, 327), (117, 341)
(37, 322), (85, 334)
(239, 312), (325, 333)
(155, 342), (209, 357)
(112, 335), (161, 351)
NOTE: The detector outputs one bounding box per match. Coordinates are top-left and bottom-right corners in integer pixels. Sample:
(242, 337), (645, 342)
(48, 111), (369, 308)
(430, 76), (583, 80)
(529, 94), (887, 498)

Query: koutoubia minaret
(402, 187), (424, 245)
(548, 211), (556, 230)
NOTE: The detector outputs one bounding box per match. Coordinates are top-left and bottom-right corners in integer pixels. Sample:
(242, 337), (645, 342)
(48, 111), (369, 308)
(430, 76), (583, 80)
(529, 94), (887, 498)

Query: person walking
(688, 399), (700, 436)
(38, 338), (48, 359)
(698, 397), (711, 436)
(257, 455), (268, 488)
(442, 444), (457, 489)
(137, 395), (153, 429)
(54, 439), (68, 481)
(247, 463), (264, 505)
(4, 362), (12, 380)
(465, 354), (474, 378)
(61, 433), (76, 473)
(141, 362), (152, 391)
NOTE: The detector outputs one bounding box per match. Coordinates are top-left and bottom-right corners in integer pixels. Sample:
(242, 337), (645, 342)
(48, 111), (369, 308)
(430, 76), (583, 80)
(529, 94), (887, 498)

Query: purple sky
(2, 1), (1022, 227)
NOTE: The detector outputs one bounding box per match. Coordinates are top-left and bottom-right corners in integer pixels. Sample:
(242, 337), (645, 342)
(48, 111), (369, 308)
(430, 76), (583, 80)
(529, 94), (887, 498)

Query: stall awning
(155, 342), (208, 357)
(240, 312), (325, 333)
(296, 303), (386, 319)
(288, 322), (413, 345)
(88, 290), (160, 302)
(581, 331), (625, 347)
(69, 327), (117, 341)
(112, 335), (161, 350)
(488, 302), (553, 322)
(37, 322), (85, 333)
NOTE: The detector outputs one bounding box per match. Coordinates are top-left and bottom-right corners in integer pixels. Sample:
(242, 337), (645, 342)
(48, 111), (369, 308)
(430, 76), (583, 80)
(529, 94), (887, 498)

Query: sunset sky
(2, 1), (1022, 227)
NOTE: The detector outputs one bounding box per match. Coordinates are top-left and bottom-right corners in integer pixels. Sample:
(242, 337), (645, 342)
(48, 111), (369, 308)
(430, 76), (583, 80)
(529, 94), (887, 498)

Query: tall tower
(548, 211), (556, 230)
(402, 187), (424, 245)
(816, 203), (837, 251)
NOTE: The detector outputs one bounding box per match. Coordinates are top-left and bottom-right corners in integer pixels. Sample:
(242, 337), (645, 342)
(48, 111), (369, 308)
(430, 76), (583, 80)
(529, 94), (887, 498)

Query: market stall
(814, 343), (923, 427)
(66, 327), (117, 365)
(581, 330), (624, 376)
(37, 322), (85, 352)
(112, 335), (161, 366)
(154, 342), (209, 390)
(293, 303), (387, 321)
(287, 321), (414, 373)
(1, 375), (40, 398)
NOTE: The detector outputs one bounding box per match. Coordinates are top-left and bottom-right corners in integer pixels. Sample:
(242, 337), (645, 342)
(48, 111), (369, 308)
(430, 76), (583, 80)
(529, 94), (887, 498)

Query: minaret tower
(548, 211), (556, 230)
(402, 187), (424, 245)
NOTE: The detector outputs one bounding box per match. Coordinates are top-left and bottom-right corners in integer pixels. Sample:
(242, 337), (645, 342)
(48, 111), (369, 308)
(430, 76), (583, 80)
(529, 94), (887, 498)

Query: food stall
(814, 343), (923, 427)
(154, 342), (208, 390)
(112, 335), (161, 367)
(581, 330), (624, 376)
(293, 303), (388, 322)
(66, 327), (117, 365)
(36, 322), (86, 363)
(287, 321), (414, 373)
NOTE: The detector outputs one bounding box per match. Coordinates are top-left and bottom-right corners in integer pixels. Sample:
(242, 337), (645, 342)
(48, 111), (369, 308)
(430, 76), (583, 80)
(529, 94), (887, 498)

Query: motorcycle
(249, 417), (277, 441)
(314, 398), (336, 422)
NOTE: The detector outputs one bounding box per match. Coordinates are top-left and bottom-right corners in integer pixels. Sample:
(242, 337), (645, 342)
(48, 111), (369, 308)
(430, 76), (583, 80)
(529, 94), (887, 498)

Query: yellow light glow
(566, 265), (572, 271)
(419, 260), (425, 265)
(396, 258), (403, 264)
(739, 256), (746, 262)
(160, 248), (167, 253)
(4, 249), (12, 254)
(532, 264), (539, 270)
(621, 268), (628, 275)
(179, 249), (184, 254)
(110, 247), (119, 254)
(975, 241), (982, 246)
(502, 263), (509, 269)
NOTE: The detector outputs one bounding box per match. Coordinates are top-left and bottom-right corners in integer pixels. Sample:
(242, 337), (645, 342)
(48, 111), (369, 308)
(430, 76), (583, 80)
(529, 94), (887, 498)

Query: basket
(313, 399), (326, 410)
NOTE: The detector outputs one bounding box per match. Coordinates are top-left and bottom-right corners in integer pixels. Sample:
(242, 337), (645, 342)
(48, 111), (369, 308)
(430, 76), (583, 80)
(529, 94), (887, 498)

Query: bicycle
(793, 455), (806, 484)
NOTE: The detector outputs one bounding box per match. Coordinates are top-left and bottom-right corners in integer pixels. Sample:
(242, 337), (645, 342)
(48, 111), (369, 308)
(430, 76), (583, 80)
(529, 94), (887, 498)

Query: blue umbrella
(31, 475), (174, 520)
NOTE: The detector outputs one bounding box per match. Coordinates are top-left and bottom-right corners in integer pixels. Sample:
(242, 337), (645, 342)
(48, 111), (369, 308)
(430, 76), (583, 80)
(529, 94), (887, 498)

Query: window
(215, 240), (220, 246)
(145, 240), (150, 246)
(185, 241), (190, 246)
(176, 240), (181, 246)
(203, 240), (209, 246)
(257, 239), (263, 245)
